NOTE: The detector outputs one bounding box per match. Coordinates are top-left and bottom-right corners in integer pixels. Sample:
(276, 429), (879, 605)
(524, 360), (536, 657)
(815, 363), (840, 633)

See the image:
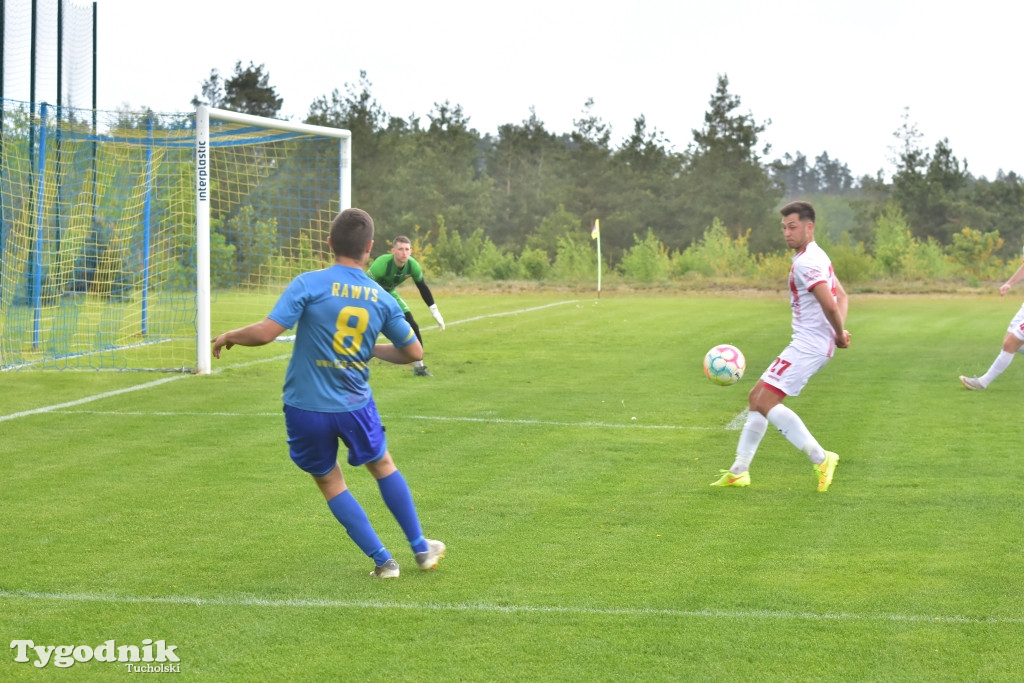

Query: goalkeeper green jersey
(368, 253), (424, 293)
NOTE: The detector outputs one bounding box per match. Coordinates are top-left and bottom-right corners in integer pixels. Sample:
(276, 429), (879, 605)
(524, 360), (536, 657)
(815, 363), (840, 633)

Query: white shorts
(759, 344), (832, 397)
(1008, 303), (1024, 342)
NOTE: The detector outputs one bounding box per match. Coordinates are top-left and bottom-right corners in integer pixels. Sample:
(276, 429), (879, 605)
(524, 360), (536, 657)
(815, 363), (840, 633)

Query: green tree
(382, 102), (493, 242)
(192, 61), (283, 118)
(771, 152), (815, 197)
(527, 204), (582, 257)
(679, 75), (781, 253)
(605, 116), (684, 263)
(305, 71), (396, 231)
(889, 109), (974, 243)
(486, 109), (566, 248)
(814, 152), (854, 194)
(970, 171), (1024, 257)
(563, 99), (616, 233)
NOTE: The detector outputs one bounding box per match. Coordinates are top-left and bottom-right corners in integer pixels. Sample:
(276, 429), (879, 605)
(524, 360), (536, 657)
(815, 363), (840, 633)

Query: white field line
(45, 410), (719, 430)
(403, 415), (714, 430)
(436, 299), (581, 327)
(0, 376), (186, 423)
(275, 299), (583, 341)
(1, 590), (1020, 625)
(0, 301), (580, 424)
(0, 353), (295, 424)
(726, 408), (749, 430)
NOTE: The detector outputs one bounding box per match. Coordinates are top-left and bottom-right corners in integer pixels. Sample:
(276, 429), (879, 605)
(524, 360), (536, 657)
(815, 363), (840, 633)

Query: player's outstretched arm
(1000, 258), (1024, 296)
(413, 278), (445, 330)
(429, 304), (445, 331)
(372, 339), (424, 365)
(212, 319), (287, 359)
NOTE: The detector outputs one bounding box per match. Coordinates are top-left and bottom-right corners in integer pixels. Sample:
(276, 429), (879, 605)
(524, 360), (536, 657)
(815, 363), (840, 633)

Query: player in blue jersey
(211, 208), (445, 578)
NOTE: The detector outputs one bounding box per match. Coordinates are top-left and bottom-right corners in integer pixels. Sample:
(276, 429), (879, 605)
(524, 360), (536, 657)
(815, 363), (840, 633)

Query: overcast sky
(9, 0), (1022, 180)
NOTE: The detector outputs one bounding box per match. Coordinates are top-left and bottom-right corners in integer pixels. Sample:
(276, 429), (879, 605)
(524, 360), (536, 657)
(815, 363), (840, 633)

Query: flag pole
(591, 219), (602, 298)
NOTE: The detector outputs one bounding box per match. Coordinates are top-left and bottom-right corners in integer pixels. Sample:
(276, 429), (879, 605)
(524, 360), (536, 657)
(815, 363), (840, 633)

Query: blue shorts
(283, 400), (388, 477)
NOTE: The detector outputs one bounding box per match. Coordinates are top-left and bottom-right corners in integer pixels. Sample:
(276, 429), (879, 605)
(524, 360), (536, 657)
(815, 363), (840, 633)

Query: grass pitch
(2, 291), (1023, 681)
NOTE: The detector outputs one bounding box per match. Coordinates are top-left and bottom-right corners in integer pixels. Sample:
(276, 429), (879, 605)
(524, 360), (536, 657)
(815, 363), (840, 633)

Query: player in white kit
(959, 247), (1024, 390)
(712, 201), (850, 492)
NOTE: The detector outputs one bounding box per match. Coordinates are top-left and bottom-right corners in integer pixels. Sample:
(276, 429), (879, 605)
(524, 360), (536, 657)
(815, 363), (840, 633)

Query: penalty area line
(46, 410), (720, 431)
(0, 355), (291, 424)
(276, 299), (583, 341)
(0, 376), (187, 423)
(1, 590), (1020, 625)
(0, 301), (579, 424)
(401, 415), (718, 430)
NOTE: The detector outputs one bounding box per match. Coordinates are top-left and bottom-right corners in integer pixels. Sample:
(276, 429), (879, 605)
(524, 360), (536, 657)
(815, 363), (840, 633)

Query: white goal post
(0, 100), (350, 373)
(194, 106), (352, 374)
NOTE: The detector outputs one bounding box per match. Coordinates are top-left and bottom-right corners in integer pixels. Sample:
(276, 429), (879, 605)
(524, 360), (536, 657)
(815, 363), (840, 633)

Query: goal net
(0, 101), (351, 372)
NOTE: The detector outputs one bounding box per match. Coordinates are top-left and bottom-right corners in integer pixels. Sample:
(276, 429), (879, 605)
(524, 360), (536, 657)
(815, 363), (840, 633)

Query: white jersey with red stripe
(788, 241), (838, 356)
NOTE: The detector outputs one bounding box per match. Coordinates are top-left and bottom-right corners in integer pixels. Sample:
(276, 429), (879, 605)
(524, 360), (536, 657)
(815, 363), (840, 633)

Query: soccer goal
(0, 100), (351, 373)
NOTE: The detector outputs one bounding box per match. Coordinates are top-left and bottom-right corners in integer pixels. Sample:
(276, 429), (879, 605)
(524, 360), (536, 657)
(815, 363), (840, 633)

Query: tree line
(193, 62), (1024, 284)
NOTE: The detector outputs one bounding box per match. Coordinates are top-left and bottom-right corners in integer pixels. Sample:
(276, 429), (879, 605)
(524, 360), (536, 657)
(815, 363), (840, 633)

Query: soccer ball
(703, 344), (746, 386)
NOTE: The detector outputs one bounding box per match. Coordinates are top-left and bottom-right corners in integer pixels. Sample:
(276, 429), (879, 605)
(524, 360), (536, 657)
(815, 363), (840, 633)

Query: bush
(671, 249), (712, 277)
(552, 234), (597, 282)
(753, 251), (791, 284)
(828, 236), (875, 284)
(470, 240), (521, 280)
(675, 219), (754, 278)
(431, 215), (485, 276)
(209, 226), (237, 288)
(518, 247), (551, 280)
(872, 203), (913, 276)
(619, 228), (671, 283)
(903, 236), (955, 279)
(950, 227), (1005, 279)
(528, 204), (582, 259)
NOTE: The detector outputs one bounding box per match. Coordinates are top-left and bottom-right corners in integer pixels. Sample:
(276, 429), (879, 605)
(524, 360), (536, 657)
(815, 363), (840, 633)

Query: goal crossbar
(195, 105), (352, 374)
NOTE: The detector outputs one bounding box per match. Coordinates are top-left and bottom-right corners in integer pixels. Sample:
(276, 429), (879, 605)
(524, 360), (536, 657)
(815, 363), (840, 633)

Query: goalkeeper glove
(429, 304), (446, 331)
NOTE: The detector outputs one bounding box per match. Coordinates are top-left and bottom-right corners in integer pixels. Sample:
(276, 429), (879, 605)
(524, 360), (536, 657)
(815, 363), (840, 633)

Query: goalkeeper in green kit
(368, 236), (445, 376)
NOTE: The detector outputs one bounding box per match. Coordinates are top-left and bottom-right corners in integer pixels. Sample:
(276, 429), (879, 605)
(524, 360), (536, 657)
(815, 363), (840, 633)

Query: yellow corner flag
(591, 219), (600, 240)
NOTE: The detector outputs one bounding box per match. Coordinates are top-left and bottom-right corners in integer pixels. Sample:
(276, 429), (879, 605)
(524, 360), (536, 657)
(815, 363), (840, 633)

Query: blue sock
(326, 490), (391, 565)
(377, 470), (428, 554)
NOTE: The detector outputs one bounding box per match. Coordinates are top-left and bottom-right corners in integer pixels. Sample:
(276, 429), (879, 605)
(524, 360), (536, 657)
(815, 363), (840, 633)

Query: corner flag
(591, 219), (601, 297)
(591, 219), (600, 240)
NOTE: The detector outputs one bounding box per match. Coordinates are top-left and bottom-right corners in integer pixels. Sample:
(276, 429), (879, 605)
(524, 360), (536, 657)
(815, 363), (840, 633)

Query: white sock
(767, 404), (825, 464)
(731, 411), (768, 474)
(413, 360), (425, 369)
(980, 350), (1014, 386)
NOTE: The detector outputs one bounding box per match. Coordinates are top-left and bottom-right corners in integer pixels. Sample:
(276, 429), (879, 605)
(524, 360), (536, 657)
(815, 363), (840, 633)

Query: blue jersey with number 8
(268, 264), (417, 412)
